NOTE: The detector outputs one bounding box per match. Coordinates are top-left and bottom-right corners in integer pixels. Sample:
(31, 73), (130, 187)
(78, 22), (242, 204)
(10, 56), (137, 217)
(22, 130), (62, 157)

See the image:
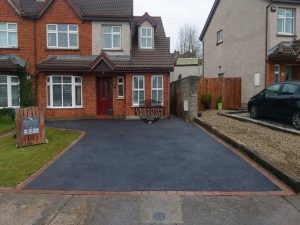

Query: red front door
(97, 77), (112, 115)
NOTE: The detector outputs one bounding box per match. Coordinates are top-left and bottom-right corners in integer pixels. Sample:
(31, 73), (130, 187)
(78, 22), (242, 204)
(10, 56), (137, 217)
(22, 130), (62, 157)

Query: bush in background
(0, 108), (15, 123)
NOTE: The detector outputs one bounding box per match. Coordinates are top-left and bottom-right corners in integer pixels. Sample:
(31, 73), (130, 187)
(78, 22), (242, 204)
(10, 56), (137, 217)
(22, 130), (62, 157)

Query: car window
(266, 84), (281, 97)
(296, 87), (300, 95)
(281, 84), (298, 95)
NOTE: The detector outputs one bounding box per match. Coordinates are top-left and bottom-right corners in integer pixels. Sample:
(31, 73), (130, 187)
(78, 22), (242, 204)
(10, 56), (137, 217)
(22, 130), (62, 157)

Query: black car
(248, 81), (300, 130)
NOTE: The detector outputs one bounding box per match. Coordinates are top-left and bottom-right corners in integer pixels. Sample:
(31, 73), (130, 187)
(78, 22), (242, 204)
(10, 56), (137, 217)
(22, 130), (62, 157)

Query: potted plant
(201, 93), (213, 110)
(217, 96), (223, 110)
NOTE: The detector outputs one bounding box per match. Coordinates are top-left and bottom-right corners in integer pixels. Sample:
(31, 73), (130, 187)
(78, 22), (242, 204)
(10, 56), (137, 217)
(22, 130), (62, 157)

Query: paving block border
(194, 117), (300, 193)
(0, 128), (15, 137)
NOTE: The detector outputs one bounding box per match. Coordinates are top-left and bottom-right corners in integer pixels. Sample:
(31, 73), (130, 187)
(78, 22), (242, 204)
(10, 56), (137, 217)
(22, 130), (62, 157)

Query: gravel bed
(199, 110), (300, 179)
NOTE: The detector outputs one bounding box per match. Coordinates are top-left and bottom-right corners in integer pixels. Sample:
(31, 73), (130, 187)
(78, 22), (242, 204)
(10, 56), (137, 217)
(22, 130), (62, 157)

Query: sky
(134, 0), (215, 52)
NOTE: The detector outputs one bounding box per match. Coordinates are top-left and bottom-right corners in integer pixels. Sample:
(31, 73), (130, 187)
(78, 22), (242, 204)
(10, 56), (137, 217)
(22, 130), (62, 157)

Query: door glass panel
(285, 66), (293, 80)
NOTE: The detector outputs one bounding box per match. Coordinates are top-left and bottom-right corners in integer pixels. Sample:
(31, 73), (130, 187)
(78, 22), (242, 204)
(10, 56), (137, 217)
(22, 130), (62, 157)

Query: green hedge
(0, 108), (15, 123)
(19, 70), (36, 107)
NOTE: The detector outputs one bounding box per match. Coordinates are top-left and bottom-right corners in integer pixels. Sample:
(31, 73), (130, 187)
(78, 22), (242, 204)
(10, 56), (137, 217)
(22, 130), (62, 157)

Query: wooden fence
(16, 107), (47, 148)
(199, 78), (241, 110)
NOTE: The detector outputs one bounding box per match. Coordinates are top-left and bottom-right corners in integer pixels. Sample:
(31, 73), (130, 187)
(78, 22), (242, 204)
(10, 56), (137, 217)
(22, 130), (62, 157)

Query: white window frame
(46, 75), (82, 108)
(0, 75), (20, 108)
(0, 22), (18, 48)
(132, 76), (145, 106)
(117, 76), (124, 98)
(217, 30), (223, 44)
(277, 8), (295, 35)
(274, 64), (280, 83)
(102, 25), (122, 50)
(46, 24), (79, 49)
(140, 27), (153, 49)
(151, 75), (164, 106)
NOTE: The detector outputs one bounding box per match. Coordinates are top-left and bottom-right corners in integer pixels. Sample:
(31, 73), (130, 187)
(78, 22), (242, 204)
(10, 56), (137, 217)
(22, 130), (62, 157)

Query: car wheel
(250, 105), (259, 119)
(292, 111), (300, 130)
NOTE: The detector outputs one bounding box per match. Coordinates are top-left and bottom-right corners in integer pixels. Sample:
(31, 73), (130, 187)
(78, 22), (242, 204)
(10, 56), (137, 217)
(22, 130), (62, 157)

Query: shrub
(201, 93), (213, 109)
(0, 108), (15, 123)
(19, 70), (36, 107)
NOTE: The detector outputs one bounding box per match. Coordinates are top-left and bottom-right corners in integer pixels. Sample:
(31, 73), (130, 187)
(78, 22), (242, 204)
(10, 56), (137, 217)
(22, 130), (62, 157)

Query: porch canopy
(37, 51), (174, 73)
(0, 54), (26, 72)
(268, 40), (300, 81)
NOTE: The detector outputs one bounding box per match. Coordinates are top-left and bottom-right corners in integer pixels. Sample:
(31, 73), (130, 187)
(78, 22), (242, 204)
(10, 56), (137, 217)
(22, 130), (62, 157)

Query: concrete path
(25, 118), (279, 192)
(0, 193), (300, 225)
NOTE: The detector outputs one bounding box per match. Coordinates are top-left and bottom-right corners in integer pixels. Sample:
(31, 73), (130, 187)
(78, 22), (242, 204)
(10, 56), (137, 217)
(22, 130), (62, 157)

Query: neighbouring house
(170, 57), (202, 82)
(200, 0), (300, 105)
(0, 0), (173, 119)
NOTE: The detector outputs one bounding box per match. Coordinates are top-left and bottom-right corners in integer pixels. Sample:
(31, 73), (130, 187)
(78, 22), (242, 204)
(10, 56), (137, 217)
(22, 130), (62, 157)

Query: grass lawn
(0, 128), (81, 187)
(0, 121), (15, 133)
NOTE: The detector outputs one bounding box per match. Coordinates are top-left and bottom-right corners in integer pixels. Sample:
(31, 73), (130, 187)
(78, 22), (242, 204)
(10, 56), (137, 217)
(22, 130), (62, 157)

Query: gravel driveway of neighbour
(200, 110), (300, 179)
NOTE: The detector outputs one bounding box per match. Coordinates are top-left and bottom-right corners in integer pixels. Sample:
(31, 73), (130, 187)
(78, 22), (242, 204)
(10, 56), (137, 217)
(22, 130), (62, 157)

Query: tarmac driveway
(25, 118), (280, 192)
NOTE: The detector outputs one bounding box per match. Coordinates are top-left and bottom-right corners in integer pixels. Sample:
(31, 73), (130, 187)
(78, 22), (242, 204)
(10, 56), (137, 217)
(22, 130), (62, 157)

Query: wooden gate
(199, 78), (241, 110)
(16, 107), (47, 147)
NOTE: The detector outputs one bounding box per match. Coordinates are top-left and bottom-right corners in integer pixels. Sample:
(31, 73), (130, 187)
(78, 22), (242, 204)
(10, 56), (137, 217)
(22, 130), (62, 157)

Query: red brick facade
(37, 73), (170, 119)
(0, 0), (35, 73)
(266, 61), (300, 86)
(0, 0), (171, 119)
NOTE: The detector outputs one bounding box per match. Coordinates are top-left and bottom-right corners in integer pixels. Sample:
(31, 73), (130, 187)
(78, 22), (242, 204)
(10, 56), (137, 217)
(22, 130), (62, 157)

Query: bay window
(103, 25), (121, 49)
(0, 23), (17, 48)
(132, 76), (144, 106)
(278, 8), (295, 35)
(47, 24), (78, 49)
(47, 76), (82, 108)
(151, 75), (163, 105)
(0, 75), (19, 108)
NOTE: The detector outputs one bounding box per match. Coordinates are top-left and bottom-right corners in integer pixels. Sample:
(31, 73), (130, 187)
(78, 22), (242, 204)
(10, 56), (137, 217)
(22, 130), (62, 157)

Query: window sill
(103, 48), (123, 51)
(131, 104), (164, 108)
(46, 107), (83, 109)
(216, 41), (223, 45)
(0, 47), (19, 50)
(277, 33), (296, 37)
(0, 106), (19, 109)
(46, 48), (80, 51)
(116, 97), (125, 100)
(140, 47), (154, 50)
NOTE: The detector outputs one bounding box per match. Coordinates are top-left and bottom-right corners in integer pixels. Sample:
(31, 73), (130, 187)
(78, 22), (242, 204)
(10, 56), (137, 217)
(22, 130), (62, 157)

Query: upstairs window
(103, 26), (121, 49)
(47, 24), (79, 49)
(0, 75), (19, 108)
(278, 8), (295, 35)
(141, 27), (153, 49)
(217, 30), (223, 44)
(0, 23), (17, 48)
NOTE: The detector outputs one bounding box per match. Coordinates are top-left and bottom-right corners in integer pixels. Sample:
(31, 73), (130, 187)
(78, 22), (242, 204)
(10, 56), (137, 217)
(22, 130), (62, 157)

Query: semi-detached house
(0, 0), (173, 119)
(200, 0), (300, 105)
